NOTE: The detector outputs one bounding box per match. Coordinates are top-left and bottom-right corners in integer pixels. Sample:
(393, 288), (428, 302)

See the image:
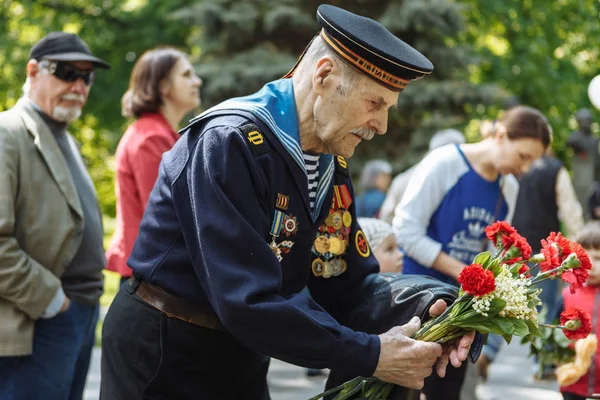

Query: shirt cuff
(41, 287), (66, 319)
(331, 326), (381, 377)
(412, 238), (443, 268)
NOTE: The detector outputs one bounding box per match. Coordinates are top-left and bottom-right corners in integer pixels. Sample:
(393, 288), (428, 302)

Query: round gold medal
(312, 258), (325, 277)
(328, 237), (343, 255)
(343, 211), (352, 227)
(331, 212), (343, 230)
(314, 236), (329, 254)
(323, 261), (333, 278)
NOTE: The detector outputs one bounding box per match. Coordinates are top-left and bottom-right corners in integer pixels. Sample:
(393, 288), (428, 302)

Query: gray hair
(297, 36), (361, 96)
(359, 159), (392, 190)
(22, 60), (52, 97)
(429, 129), (466, 151)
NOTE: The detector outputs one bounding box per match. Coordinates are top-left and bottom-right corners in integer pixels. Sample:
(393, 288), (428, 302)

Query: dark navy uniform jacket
(129, 79), (381, 378)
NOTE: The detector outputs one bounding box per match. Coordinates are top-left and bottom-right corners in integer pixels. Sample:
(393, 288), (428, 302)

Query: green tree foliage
(174, 0), (505, 174)
(462, 0), (600, 161)
(0, 0), (193, 217)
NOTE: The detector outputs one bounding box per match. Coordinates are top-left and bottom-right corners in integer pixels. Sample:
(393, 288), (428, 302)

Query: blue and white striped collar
(196, 78), (334, 220)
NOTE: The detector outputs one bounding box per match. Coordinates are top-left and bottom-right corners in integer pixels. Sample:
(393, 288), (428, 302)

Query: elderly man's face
(27, 60), (93, 123)
(311, 67), (399, 158)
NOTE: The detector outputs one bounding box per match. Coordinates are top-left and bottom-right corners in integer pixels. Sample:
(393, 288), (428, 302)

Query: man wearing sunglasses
(0, 32), (110, 399)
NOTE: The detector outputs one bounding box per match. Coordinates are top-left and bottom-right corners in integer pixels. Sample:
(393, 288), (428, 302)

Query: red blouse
(105, 113), (179, 277)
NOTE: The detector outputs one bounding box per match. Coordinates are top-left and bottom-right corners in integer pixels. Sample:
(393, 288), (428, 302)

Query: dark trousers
(100, 283), (271, 400)
(562, 393), (586, 400)
(0, 300), (99, 400)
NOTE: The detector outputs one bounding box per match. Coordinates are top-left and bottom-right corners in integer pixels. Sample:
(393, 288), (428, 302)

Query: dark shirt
(512, 156), (562, 253)
(36, 110), (105, 306)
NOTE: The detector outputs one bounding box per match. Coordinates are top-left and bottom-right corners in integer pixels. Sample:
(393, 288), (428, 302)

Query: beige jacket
(0, 99), (86, 356)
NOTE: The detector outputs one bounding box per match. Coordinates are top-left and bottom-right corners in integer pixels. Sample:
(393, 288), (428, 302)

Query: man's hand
(59, 296), (71, 313)
(428, 299), (475, 378)
(374, 317), (443, 389)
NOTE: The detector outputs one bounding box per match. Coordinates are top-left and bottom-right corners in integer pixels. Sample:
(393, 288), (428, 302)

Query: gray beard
(52, 105), (81, 123)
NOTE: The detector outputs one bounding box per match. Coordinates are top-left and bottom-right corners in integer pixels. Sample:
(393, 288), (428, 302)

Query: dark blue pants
(100, 283), (271, 400)
(0, 300), (99, 400)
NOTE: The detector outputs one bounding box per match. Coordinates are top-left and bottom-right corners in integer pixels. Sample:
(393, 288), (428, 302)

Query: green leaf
(474, 251), (491, 267)
(503, 333), (513, 344)
(525, 319), (544, 337)
(496, 317), (515, 334)
(512, 319), (530, 337)
(487, 298), (506, 316)
(489, 259), (503, 277)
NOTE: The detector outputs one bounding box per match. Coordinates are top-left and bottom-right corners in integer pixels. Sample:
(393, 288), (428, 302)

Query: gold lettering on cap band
(320, 28), (408, 92)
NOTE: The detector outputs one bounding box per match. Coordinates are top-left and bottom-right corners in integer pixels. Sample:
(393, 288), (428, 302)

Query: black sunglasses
(47, 61), (95, 86)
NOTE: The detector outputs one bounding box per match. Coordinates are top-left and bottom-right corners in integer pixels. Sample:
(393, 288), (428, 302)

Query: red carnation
(485, 221), (517, 246)
(458, 263), (496, 297)
(545, 232), (571, 258)
(572, 242), (592, 271)
(540, 241), (561, 273)
(518, 264), (531, 278)
(560, 308), (592, 340)
(501, 232), (532, 263)
(562, 242), (593, 294)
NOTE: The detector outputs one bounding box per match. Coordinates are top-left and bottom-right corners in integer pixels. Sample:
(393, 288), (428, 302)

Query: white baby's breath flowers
(473, 293), (494, 316)
(495, 268), (531, 319)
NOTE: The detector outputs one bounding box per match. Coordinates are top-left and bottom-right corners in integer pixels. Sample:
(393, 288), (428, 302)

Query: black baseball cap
(29, 32), (111, 69)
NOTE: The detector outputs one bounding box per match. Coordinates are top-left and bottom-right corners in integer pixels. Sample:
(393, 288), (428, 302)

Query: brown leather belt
(130, 277), (224, 331)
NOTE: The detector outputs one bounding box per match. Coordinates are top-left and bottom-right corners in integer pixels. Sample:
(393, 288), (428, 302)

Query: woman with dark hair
(106, 47), (202, 284)
(393, 105), (552, 399)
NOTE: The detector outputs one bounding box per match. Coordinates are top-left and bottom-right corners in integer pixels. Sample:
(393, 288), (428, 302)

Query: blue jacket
(128, 80), (380, 378)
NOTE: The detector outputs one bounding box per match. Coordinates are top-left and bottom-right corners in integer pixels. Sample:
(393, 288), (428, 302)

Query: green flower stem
(414, 294), (470, 339)
(307, 376), (365, 400)
(436, 329), (468, 344)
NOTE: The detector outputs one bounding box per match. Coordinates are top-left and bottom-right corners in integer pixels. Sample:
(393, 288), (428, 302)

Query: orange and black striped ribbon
(320, 28), (409, 92)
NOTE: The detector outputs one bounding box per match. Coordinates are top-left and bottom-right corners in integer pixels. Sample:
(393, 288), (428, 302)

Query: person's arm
(555, 166), (584, 238)
(0, 127), (64, 319)
(131, 133), (177, 208)
(431, 252), (466, 280)
(379, 168), (414, 224)
(393, 148), (467, 275)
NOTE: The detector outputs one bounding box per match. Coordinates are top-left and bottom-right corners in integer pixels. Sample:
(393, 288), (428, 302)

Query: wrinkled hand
(427, 299), (475, 378)
(375, 317), (443, 389)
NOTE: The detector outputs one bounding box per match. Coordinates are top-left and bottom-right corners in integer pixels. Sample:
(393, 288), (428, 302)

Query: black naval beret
(286, 5), (433, 92)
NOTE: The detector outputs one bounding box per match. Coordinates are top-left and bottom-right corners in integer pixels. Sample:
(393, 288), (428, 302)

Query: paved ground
(84, 339), (564, 400)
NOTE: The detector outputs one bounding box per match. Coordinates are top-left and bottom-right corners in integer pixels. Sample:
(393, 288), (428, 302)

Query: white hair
(297, 36), (361, 96)
(22, 60), (52, 98)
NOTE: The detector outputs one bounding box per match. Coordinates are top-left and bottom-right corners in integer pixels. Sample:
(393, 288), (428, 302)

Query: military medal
(322, 261), (333, 278)
(314, 236), (329, 254)
(311, 184), (354, 277)
(269, 209), (294, 262)
(343, 211), (352, 227)
(328, 236), (344, 255)
(312, 258), (325, 277)
(282, 214), (298, 237)
(331, 212), (343, 230)
(331, 258), (348, 276)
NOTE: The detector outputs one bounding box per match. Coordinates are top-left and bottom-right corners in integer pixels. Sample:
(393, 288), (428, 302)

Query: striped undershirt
(303, 152), (319, 212)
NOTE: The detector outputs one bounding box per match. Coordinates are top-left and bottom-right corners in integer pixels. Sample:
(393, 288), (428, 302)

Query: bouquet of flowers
(311, 222), (593, 400)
